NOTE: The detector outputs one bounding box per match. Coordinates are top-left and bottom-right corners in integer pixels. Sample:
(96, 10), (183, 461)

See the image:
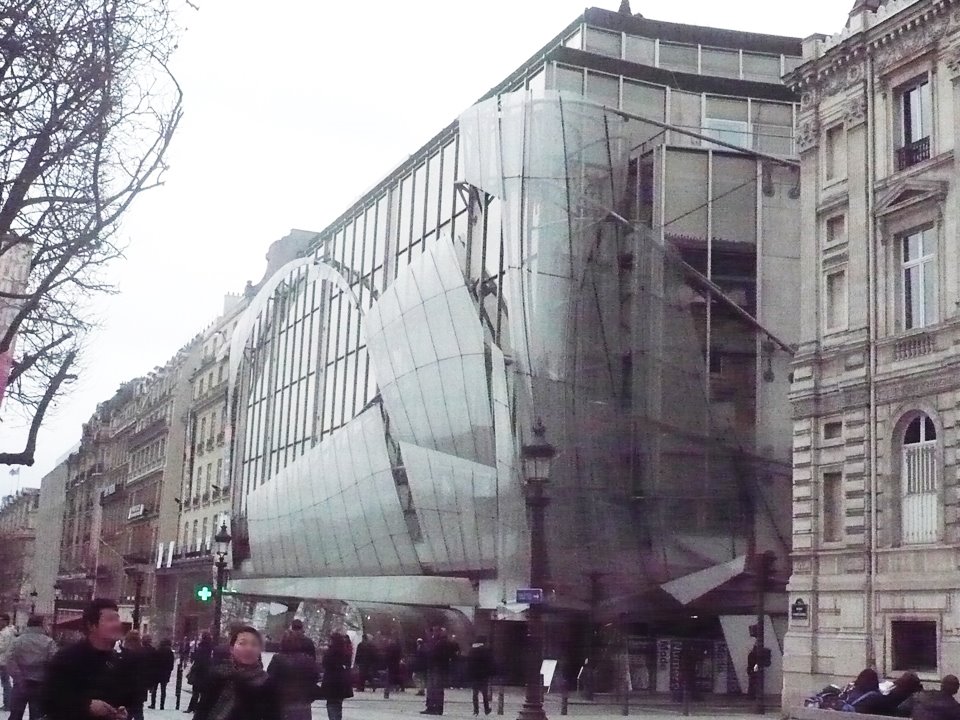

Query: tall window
(822, 471), (844, 543)
(205, 464), (212, 496)
(191, 520), (199, 550)
(182, 522), (189, 550)
(825, 125), (845, 181)
(201, 517), (208, 551)
(825, 270), (847, 331)
(901, 228), (937, 330)
(897, 80), (932, 170)
(902, 413), (938, 545)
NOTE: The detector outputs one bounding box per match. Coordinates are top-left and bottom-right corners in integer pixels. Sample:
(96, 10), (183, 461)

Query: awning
(660, 555), (747, 606)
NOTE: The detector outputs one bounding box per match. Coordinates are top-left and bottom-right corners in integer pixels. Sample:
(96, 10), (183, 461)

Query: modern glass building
(220, 6), (803, 692)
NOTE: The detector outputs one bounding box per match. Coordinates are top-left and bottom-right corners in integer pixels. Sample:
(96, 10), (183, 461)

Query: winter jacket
(856, 684), (922, 715)
(267, 650), (319, 707)
(121, 647), (153, 704)
(44, 640), (141, 720)
(0, 625), (18, 664)
(319, 646), (354, 702)
(6, 627), (57, 682)
(899, 690), (960, 720)
(466, 643), (494, 682)
(150, 646), (176, 684)
(354, 640), (378, 670)
(194, 662), (278, 720)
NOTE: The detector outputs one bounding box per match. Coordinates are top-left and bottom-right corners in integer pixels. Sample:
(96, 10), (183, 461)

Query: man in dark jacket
(422, 627), (458, 716)
(899, 675), (960, 719)
(149, 639), (176, 710)
(355, 635), (378, 692)
(186, 632), (214, 712)
(288, 620), (316, 658)
(466, 637), (494, 716)
(43, 598), (140, 720)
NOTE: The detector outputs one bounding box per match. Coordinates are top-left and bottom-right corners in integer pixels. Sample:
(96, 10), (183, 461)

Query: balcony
(896, 136), (931, 171)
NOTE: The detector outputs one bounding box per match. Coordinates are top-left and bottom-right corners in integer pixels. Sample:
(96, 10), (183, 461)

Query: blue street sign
(516, 588), (544, 604)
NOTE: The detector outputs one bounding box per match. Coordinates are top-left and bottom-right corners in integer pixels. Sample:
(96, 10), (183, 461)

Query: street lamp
(212, 522), (232, 639)
(52, 584), (61, 629)
(517, 419), (557, 720)
(29, 589), (37, 615)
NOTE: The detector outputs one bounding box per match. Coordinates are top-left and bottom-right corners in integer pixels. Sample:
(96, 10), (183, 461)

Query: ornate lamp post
(212, 522), (232, 639)
(52, 584), (61, 628)
(517, 419), (557, 720)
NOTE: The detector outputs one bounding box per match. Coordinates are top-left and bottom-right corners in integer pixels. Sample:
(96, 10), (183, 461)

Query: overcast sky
(0, 0), (852, 495)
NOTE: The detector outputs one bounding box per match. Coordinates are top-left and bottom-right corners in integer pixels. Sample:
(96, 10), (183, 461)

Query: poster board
(541, 659), (559, 692)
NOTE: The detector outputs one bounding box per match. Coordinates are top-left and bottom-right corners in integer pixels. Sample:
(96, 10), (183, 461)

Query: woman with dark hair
(267, 631), (319, 720)
(855, 671), (922, 715)
(318, 633), (353, 720)
(194, 626), (276, 720)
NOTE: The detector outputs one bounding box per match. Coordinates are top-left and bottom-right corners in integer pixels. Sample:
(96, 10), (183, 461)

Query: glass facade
(225, 9), (801, 647)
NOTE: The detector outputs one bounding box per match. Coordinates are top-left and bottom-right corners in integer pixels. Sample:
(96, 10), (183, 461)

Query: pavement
(146, 687), (783, 720)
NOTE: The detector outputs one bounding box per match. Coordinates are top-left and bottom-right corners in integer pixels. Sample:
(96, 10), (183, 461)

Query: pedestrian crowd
(0, 598), (498, 720)
(807, 666), (960, 718)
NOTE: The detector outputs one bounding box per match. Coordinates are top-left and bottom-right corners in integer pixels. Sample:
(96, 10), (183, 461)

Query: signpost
(516, 588), (544, 604)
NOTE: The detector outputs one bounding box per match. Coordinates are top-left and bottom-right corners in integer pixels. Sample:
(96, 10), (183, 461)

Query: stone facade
(0, 489), (40, 623)
(783, 0), (960, 706)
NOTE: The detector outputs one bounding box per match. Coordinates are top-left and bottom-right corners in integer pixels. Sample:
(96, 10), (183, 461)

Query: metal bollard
(560, 679), (569, 716)
(175, 660), (184, 710)
(621, 681), (629, 716)
(497, 684), (505, 715)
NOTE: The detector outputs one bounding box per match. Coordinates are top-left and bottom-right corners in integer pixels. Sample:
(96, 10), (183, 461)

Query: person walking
(120, 631), (152, 720)
(412, 638), (428, 696)
(193, 626), (276, 720)
(354, 634), (378, 692)
(318, 633), (353, 720)
(44, 598), (140, 720)
(149, 639), (176, 710)
(383, 634), (403, 698)
(287, 620), (316, 658)
(899, 674), (960, 719)
(6, 615), (57, 720)
(0, 612), (18, 710)
(422, 627), (457, 716)
(187, 632), (215, 713)
(466, 637), (494, 717)
(267, 631), (319, 720)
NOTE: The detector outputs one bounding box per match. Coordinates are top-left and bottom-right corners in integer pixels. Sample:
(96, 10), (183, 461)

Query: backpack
(828, 685), (882, 712)
(804, 684), (842, 709)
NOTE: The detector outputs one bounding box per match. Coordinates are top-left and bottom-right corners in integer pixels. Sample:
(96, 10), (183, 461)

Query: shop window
(891, 620), (937, 672)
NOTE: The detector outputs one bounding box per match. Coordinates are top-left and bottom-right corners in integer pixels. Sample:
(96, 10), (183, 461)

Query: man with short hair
(7, 615), (57, 720)
(289, 619), (316, 658)
(0, 612), (18, 710)
(899, 674), (960, 720)
(44, 598), (140, 720)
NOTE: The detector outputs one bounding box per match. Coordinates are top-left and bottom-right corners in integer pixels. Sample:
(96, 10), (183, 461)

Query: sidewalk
(155, 687), (781, 720)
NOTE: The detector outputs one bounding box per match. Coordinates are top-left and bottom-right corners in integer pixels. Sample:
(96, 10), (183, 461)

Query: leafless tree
(0, 0), (185, 465)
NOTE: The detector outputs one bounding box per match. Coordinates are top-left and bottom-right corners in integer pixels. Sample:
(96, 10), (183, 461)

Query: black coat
(44, 642), (141, 720)
(194, 663), (277, 720)
(466, 643), (494, 682)
(121, 648), (153, 703)
(267, 650), (319, 707)
(354, 640), (378, 669)
(152, 647), (176, 684)
(319, 647), (354, 702)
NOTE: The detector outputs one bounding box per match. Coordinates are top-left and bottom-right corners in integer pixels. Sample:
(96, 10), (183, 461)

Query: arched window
(902, 413), (938, 544)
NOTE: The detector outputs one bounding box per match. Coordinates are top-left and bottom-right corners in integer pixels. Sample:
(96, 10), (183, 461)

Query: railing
(896, 136), (931, 170)
(902, 442), (937, 545)
(894, 332), (935, 361)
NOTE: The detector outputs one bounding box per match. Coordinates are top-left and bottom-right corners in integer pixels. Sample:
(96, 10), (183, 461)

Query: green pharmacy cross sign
(195, 585), (214, 603)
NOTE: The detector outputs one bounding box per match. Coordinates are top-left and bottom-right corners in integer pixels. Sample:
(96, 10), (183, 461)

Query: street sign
(516, 588), (544, 604)
(195, 585), (214, 603)
(791, 598), (808, 621)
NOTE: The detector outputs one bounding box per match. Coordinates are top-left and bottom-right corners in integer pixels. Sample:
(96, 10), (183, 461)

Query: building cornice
(787, 0), (959, 105)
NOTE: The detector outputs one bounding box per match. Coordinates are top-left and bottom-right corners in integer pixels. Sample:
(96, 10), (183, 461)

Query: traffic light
(195, 584), (214, 603)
